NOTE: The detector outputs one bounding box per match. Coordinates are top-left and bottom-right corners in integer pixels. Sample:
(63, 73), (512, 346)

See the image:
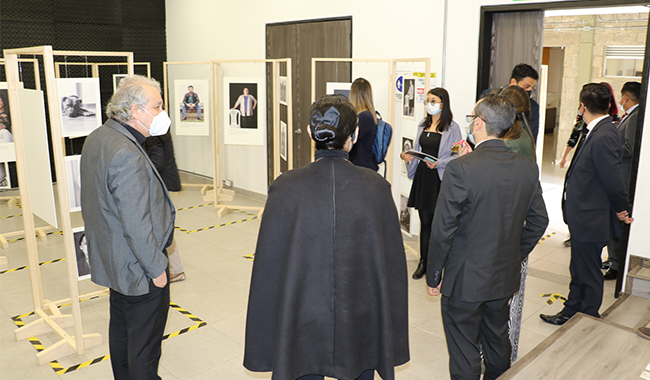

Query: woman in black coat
(244, 95), (409, 380)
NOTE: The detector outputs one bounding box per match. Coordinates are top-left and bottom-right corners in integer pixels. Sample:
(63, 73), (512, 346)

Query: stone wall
(544, 13), (647, 162)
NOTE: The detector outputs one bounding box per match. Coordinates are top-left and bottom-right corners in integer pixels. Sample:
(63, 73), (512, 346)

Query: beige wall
(544, 13), (647, 162)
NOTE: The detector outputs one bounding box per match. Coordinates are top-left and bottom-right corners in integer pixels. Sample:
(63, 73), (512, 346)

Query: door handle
(294, 128), (302, 134)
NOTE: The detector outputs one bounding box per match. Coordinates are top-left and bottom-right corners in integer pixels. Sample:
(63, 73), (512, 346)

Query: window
(603, 46), (645, 78)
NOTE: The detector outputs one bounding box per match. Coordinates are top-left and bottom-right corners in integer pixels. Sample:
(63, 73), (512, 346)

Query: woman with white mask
(400, 88), (462, 279)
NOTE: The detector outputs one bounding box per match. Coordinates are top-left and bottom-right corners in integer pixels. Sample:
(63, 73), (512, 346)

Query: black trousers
(606, 222), (628, 271)
(563, 239), (608, 318)
(297, 369), (374, 380)
(109, 278), (170, 380)
(441, 295), (511, 380)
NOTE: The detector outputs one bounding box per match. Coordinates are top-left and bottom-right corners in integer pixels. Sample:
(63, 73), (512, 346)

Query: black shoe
(564, 238), (571, 247)
(601, 260), (610, 270)
(540, 312), (571, 325)
(638, 327), (650, 341)
(603, 269), (618, 280)
(412, 262), (426, 280)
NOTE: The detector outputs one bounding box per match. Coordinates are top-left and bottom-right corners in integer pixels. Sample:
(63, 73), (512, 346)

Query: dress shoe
(638, 327), (650, 341)
(564, 238), (571, 247)
(540, 312), (571, 325)
(412, 262), (426, 280)
(603, 269), (618, 280)
(170, 272), (186, 283)
(601, 260), (610, 270)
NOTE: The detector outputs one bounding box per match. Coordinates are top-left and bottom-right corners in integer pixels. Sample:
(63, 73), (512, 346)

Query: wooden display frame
(3, 46), (135, 365)
(53, 61), (151, 79)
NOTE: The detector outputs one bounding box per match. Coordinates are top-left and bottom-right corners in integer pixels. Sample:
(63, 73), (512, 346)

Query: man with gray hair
(81, 75), (175, 379)
(426, 95), (548, 380)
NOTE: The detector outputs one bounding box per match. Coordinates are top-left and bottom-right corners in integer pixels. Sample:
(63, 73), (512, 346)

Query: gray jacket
(407, 119), (462, 180)
(80, 118), (175, 296)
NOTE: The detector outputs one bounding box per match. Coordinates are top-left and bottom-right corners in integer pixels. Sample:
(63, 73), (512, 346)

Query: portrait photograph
(401, 136), (414, 178)
(223, 77), (265, 146)
(402, 77), (416, 120)
(174, 79), (210, 136)
(279, 76), (288, 106)
(57, 78), (102, 138)
(326, 82), (351, 100)
(73, 227), (91, 280)
(112, 74), (128, 92)
(280, 120), (287, 161)
(399, 193), (411, 236)
(65, 155), (82, 212)
(229, 83), (258, 129)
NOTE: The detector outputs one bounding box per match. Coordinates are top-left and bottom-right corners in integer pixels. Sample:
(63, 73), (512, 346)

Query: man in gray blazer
(81, 75), (175, 380)
(427, 95), (548, 380)
(604, 81), (640, 279)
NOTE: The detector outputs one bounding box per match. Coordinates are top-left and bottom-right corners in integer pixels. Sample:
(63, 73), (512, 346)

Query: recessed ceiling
(545, 5), (650, 17)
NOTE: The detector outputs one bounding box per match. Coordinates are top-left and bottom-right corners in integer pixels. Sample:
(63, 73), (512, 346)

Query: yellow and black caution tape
(175, 202), (213, 212)
(175, 216), (257, 234)
(243, 253), (255, 261)
(538, 232), (556, 244)
(0, 257), (66, 275)
(12, 300), (206, 375)
(0, 213), (21, 220)
(7, 230), (62, 244)
(540, 293), (567, 305)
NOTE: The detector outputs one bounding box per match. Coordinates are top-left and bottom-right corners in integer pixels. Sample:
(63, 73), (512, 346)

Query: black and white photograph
(399, 193), (411, 236)
(174, 79), (209, 136)
(402, 77), (416, 120)
(57, 78), (101, 138)
(0, 162), (10, 189)
(279, 76), (288, 105)
(73, 227), (91, 280)
(112, 74), (128, 92)
(280, 121), (287, 161)
(65, 155), (82, 212)
(223, 77), (265, 146)
(401, 136), (414, 178)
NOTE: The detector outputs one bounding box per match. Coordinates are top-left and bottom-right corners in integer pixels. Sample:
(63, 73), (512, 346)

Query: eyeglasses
(466, 114), (480, 124)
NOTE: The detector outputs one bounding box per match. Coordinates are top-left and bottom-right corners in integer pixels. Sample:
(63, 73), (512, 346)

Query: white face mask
(138, 108), (171, 136)
(426, 102), (442, 116)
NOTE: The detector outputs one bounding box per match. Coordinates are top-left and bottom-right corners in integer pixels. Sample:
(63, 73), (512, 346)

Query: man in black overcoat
(427, 95), (549, 380)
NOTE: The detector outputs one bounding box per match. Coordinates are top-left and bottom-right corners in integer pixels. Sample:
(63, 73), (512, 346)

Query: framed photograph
(401, 136), (414, 178)
(279, 76), (288, 105)
(399, 193), (411, 237)
(402, 77), (416, 120)
(0, 83), (17, 167)
(65, 155), (82, 212)
(73, 227), (91, 280)
(280, 121), (287, 161)
(113, 74), (128, 92)
(326, 82), (352, 99)
(223, 77), (265, 146)
(57, 78), (102, 138)
(174, 80), (209, 136)
(0, 162), (10, 189)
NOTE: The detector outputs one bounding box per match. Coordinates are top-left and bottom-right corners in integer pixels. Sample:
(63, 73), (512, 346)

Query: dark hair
(424, 88), (453, 133)
(580, 83), (611, 115)
(309, 94), (357, 150)
(600, 82), (618, 117)
(511, 64), (539, 82)
(475, 95), (516, 138)
(188, 85), (193, 88)
(499, 85), (531, 140)
(622, 81), (641, 103)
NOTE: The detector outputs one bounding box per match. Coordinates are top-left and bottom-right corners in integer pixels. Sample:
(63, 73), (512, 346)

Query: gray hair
(106, 75), (162, 122)
(475, 95), (516, 138)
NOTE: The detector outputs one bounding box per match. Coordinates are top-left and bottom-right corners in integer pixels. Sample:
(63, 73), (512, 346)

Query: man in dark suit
(541, 83), (633, 326)
(427, 95), (549, 380)
(603, 81), (641, 279)
(81, 75), (175, 379)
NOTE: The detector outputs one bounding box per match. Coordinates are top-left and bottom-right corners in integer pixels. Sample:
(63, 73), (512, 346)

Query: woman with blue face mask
(400, 88), (462, 279)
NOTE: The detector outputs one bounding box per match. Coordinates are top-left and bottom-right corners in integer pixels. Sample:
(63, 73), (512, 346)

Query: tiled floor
(0, 133), (622, 379)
